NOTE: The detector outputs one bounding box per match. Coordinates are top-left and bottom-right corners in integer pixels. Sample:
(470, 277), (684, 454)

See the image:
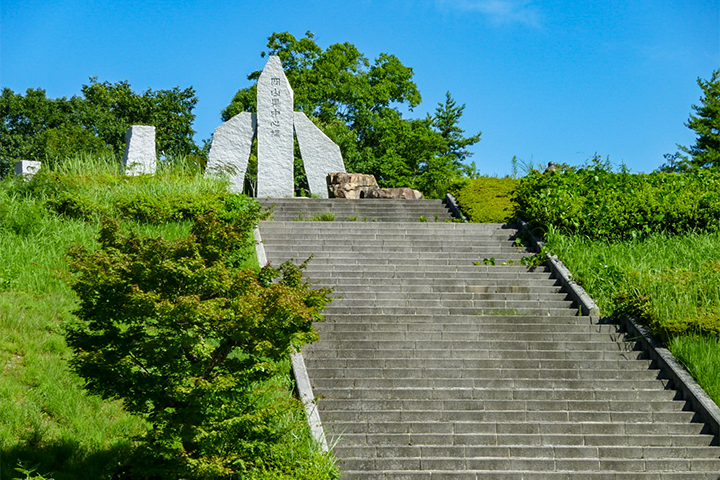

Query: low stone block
(327, 172), (379, 199)
(122, 125), (156, 176)
(206, 112), (256, 193)
(14, 160), (41, 180)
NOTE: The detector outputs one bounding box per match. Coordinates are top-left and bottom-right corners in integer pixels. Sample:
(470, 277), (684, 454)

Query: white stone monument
(123, 125), (157, 176)
(207, 55), (346, 197)
(257, 56), (295, 198)
(206, 112), (257, 193)
(14, 160), (41, 180)
(294, 112), (345, 199)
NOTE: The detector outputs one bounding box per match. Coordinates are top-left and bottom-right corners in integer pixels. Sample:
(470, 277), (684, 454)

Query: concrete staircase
(258, 197), (454, 222)
(257, 198), (720, 479)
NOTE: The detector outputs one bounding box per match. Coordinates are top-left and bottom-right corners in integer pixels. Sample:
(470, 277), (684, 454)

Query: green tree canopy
(223, 31), (481, 198)
(0, 79), (200, 176)
(662, 69), (720, 171)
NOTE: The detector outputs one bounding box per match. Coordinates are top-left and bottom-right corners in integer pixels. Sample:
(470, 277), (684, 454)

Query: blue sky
(1, 0), (718, 176)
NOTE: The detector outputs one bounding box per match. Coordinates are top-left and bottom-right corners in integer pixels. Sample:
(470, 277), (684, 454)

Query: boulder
(364, 187), (424, 200)
(327, 172), (379, 199)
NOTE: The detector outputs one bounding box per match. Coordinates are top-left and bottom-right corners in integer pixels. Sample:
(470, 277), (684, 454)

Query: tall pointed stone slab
(206, 112), (256, 193)
(257, 56), (294, 198)
(123, 125), (156, 176)
(294, 112), (346, 198)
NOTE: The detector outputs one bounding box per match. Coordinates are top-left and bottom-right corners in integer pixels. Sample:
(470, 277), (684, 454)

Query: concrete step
(340, 472), (720, 479)
(331, 431), (712, 446)
(310, 378), (667, 391)
(321, 409), (700, 424)
(326, 420), (707, 436)
(306, 367), (661, 382)
(332, 444), (720, 460)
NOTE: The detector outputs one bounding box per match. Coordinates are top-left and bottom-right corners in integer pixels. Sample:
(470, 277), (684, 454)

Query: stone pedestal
(14, 160), (41, 180)
(295, 112), (345, 198)
(257, 56), (294, 197)
(123, 125), (156, 176)
(206, 112), (256, 193)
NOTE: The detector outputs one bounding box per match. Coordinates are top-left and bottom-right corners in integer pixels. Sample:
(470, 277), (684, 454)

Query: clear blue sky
(2, 0), (718, 176)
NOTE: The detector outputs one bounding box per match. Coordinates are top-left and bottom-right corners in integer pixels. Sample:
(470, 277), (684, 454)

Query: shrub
(515, 156), (720, 240)
(450, 176), (519, 223)
(64, 212), (332, 479)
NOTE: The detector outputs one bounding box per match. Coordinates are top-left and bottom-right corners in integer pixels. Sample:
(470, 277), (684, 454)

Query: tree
(0, 79), (200, 176)
(223, 32), (480, 197)
(662, 69), (720, 171)
(65, 210), (332, 478)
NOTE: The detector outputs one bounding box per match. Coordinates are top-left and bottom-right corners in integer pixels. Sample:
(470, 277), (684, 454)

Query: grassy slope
(0, 159), (337, 479)
(544, 229), (720, 406)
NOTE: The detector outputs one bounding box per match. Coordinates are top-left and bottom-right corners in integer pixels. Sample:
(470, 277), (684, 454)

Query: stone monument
(206, 56), (346, 198)
(123, 125), (157, 176)
(206, 112), (256, 193)
(14, 160), (41, 180)
(294, 112), (345, 198)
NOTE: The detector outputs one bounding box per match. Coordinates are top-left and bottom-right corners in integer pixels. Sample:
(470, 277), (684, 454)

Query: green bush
(515, 156), (720, 240)
(65, 213), (333, 479)
(450, 176), (519, 223)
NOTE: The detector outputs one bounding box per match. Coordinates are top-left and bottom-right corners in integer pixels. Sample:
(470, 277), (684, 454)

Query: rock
(365, 187), (424, 200)
(294, 112), (345, 198)
(122, 125), (156, 176)
(206, 112), (256, 193)
(327, 172), (379, 199)
(257, 56), (294, 198)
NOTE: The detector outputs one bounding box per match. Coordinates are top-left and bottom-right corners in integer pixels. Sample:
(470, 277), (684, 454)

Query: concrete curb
(517, 219), (600, 316)
(621, 316), (720, 440)
(443, 193), (467, 222)
(517, 218), (720, 441)
(253, 224), (329, 452)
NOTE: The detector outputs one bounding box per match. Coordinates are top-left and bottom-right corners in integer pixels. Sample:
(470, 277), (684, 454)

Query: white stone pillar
(294, 112), (346, 198)
(14, 160), (41, 180)
(257, 56), (294, 197)
(206, 112), (257, 193)
(123, 125), (157, 176)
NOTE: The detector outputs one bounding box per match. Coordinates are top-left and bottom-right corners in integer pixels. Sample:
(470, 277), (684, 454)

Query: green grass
(545, 228), (720, 405)
(0, 156), (338, 479)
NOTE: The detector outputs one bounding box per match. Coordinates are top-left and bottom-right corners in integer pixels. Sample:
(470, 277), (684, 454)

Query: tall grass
(545, 228), (720, 405)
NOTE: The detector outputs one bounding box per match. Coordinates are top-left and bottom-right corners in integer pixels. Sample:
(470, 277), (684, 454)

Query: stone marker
(257, 56), (294, 197)
(14, 160), (41, 180)
(206, 112), (256, 193)
(294, 112), (346, 198)
(123, 125), (156, 176)
(327, 172), (379, 199)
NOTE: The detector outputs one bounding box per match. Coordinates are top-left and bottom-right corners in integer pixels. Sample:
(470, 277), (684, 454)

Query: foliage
(64, 211), (332, 478)
(0, 163), (338, 479)
(0, 79), (200, 176)
(515, 156), (720, 240)
(222, 31), (480, 198)
(450, 176), (519, 223)
(662, 69), (720, 171)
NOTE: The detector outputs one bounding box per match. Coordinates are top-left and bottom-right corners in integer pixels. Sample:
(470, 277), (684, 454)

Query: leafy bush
(450, 176), (519, 223)
(515, 156), (720, 240)
(65, 212), (332, 478)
